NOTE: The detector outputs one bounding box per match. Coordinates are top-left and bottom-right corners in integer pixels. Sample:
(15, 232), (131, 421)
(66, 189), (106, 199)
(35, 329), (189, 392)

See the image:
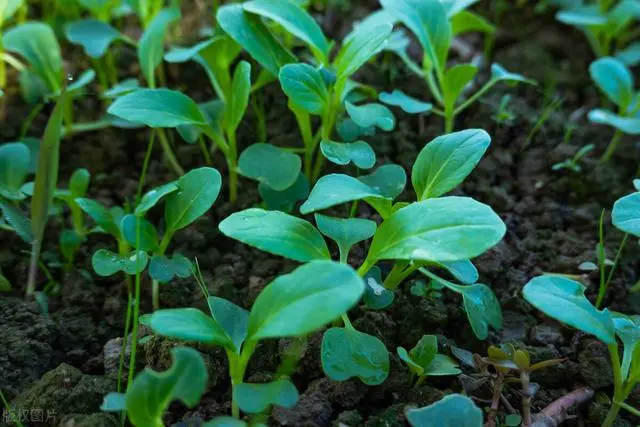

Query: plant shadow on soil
(1, 2), (639, 427)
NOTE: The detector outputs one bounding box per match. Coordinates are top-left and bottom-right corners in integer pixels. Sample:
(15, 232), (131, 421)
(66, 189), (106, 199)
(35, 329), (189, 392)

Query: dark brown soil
(1, 2), (639, 427)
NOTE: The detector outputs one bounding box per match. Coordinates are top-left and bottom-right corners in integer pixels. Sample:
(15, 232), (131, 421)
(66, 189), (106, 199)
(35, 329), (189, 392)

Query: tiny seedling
(397, 335), (461, 387)
(380, 0), (536, 132)
(588, 57), (640, 161)
(551, 143), (595, 172)
(491, 94), (516, 126)
(523, 275), (640, 427)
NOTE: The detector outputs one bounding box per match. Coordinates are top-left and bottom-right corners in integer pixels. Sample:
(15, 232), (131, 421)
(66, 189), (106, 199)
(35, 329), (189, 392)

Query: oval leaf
(320, 139), (375, 169)
(149, 308), (233, 346)
(379, 89), (433, 114)
(238, 143), (301, 191)
(406, 394), (483, 427)
(612, 192), (640, 236)
(589, 57), (634, 108)
(233, 379), (299, 414)
(346, 102), (396, 131)
(279, 63), (329, 115)
(300, 174), (389, 214)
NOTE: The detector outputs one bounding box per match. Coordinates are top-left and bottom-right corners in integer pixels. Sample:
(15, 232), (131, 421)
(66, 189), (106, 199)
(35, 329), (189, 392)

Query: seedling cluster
(1, 1), (639, 426)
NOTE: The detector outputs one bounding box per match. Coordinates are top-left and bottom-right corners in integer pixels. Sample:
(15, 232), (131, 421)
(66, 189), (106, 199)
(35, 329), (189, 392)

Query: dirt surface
(1, 2), (639, 427)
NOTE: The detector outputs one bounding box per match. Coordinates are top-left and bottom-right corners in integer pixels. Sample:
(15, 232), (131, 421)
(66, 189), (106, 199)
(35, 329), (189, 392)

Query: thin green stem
(341, 313), (355, 330)
(126, 206), (143, 388)
(135, 131), (156, 205)
(602, 344), (624, 427)
(454, 80), (497, 116)
(229, 340), (258, 418)
(596, 209), (607, 309)
(117, 292), (133, 394)
(0, 389), (24, 427)
(619, 402), (640, 417)
(198, 136), (213, 165)
(597, 234), (629, 309)
(384, 262), (419, 290)
(20, 102), (45, 139)
(227, 131), (238, 204)
(157, 129), (185, 176)
(601, 129), (623, 162)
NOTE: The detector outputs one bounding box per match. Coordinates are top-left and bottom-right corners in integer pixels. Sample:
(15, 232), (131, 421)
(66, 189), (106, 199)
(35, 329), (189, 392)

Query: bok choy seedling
(379, 0), (536, 132)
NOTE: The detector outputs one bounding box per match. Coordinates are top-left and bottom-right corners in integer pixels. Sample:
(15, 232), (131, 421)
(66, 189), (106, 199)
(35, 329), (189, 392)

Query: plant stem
(229, 340), (257, 418)
(596, 209), (607, 309)
(227, 132), (238, 204)
(521, 371), (532, 427)
(619, 402), (640, 417)
(126, 208), (143, 388)
(601, 129), (623, 162)
(135, 131), (157, 205)
(20, 102), (45, 139)
(444, 109), (454, 133)
(117, 292), (133, 394)
(486, 373), (505, 427)
(156, 128), (185, 176)
(597, 233), (629, 309)
(151, 279), (160, 311)
(602, 344), (624, 427)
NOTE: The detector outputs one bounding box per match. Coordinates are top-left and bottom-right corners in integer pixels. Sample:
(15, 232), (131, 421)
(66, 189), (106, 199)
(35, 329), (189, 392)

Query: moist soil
(1, 2), (639, 427)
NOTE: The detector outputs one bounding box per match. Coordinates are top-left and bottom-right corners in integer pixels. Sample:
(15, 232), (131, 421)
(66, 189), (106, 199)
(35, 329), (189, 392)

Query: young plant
(219, 129), (507, 387)
(555, 0), (640, 59)
(523, 275), (640, 427)
(0, 0), (24, 89)
(397, 334), (461, 387)
(0, 140), (35, 244)
(588, 57), (640, 161)
(551, 143), (595, 172)
(138, 260), (364, 419)
(379, 0), (536, 132)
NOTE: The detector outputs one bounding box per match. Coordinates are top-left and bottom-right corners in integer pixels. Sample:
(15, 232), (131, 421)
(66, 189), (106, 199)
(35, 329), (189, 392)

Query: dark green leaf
(0, 142), (31, 200)
(76, 198), (120, 237)
(165, 167), (222, 233)
(345, 102), (395, 131)
(92, 249), (149, 276)
(238, 144), (301, 191)
(138, 7), (181, 86)
(120, 214), (159, 251)
(135, 182), (179, 216)
(363, 266), (395, 309)
(259, 173), (310, 211)
(148, 253), (193, 283)
(279, 63), (329, 115)
(65, 19), (124, 59)
(300, 174), (388, 214)
(334, 23), (392, 82)
(207, 296), (249, 354)
(227, 61), (252, 132)
(320, 139), (375, 169)
(234, 379), (299, 414)
(0, 199), (33, 243)
(315, 213), (376, 261)
(149, 308), (233, 347)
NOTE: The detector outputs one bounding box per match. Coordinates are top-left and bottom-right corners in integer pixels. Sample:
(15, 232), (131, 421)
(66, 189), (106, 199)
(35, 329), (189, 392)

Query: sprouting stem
(227, 131), (238, 204)
(596, 233), (629, 309)
(602, 344), (624, 427)
(156, 128), (185, 176)
(229, 340), (258, 418)
(601, 129), (623, 162)
(135, 131), (157, 205)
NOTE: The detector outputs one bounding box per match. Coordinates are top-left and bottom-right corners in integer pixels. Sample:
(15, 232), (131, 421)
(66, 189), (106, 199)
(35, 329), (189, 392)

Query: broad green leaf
(451, 10), (495, 36)
(616, 42), (640, 67)
(1, 0), (23, 21)
(148, 253), (192, 283)
(246, 260), (364, 340)
(320, 139), (375, 169)
(149, 308), (233, 347)
(588, 109), (640, 135)
(219, 208), (330, 262)
(359, 164), (407, 199)
(612, 192), (640, 236)
(556, 5), (606, 26)
(333, 23), (393, 82)
(337, 119), (376, 142)
(138, 7), (181, 86)
(76, 198), (120, 237)
(120, 214), (159, 251)
(207, 296), (249, 354)
(164, 38), (217, 63)
(605, 0), (640, 37)
(69, 168), (90, 198)
(363, 266), (395, 309)
(60, 229), (83, 263)
(321, 327), (389, 385)
(0, 199), (33, 243)
(107, 89), (207, 128)
(125, 347), (208, 427)
(443, 64), (478, 108)
(379, 89), (432, 114)
(165, 167), (222, 233)
(611, 313), (640, 380)
(65, 19), (124, 59)
(237, 144), (301, 191)
(315, 214), (376, 262)
(522, 275), (615, 344)
(102, 78), (141, 99)
(412, 129), (490, 200)
(460, 283), (502, 340)
(589, 57), (634, 108)
(300, 174), (389, 215)
(397, 334), (437, 376)
(437, 259), (478, 285)
(243, 0), (329, 62)
(92, 249), (149, 276)
(233, 380), (299, 414)
(367, 197), (506, 263)
(4, 22), (62, 91)
(346, 102), (395, 131)
(217, 4), (295, 76)
(380, 0), (450, 72)
(279, 63), (329, 115)
(441, 0), (479, 16)
(406, 394), (483, 427)
(0, 142), (30, 200)
(135, 182), (179, 216)
(227, 61), (251, 132)
(259, 173), (310, 211)
(490, 63), (536, 85)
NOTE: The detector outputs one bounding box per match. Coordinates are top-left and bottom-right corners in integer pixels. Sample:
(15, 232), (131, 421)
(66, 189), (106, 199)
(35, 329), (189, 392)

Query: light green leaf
(315, 213), (376, 261)
(398, 334), (437, 376)
(437, 259), (478, 285)
(149, 307), (233, 347)
(1, 0), (23, 21)
(443, 64), (478, 108)
(0, 199), (33, 243)
(441, 0), (479, 16)
(380, 0), (450, 72)
(612, 313), (640, 380)
(65, 19), (124, 59)
(321, 327), (389, 385)
(300, 174), (389, 214)
(92, 249), (149, 276)
(346, 102), (395, 131)
(556, 5), (606, 26)
(234, 380), (299, 414)
(107, 89), (207, 128)
(138, 7), (181, 86)
(363, 266), (395, 309)
(451, 10), (495, 35)
(237, 144), (301, 191)
(219, 208), (330, 262)
(227, 61), (251, 132)
(522, 275), (615, 344)
(0, 142), (30, 200)
(135, 182), (179, 216)
(379, 89), (432, 114)
(279, 63), (329, 115)
(76, 198), (120, 238)
(490, 63), (536, 85)
(588, 109), (640, 135)
(0, 268), (11, 292)
(612, 192), (640, 236)
(333, 23), (393, 82)
(102, 78), (141, 99)
(125, 347), (208, 427)
(207, 296), (249, 354)
(367, 197), (506, 263)
(120, 214), (159, 251)
(217, 4), (295, 76)
(460, 283), (503, 340)
(243, 0), (329, 62)
(589, 57), (634, 108)
(320, 139), (375, 169)
(406, 394), (483, 427)
(412, 129), (490, 200)
(69, 168), (90, 198)
(164, 167), (222, 233)
(148, 253), (192, 283)
(246, 260), (364, 340)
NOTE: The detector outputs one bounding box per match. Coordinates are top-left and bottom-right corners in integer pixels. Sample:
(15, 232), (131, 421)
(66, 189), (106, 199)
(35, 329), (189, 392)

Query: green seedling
(0, 0), (24, 89)
(138, 259), (363, 419)
(523, 275), (640, 427)
(555, 0), (639, 59)
(219, 129), (506, 387)
(406, 393), (483, 427)
(491, 94), (516, 126)
(588, 57), (640, 161)
(380, 0), (536, 132)
(551, 143), (595, 172)
(397, 335), (461, 387)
